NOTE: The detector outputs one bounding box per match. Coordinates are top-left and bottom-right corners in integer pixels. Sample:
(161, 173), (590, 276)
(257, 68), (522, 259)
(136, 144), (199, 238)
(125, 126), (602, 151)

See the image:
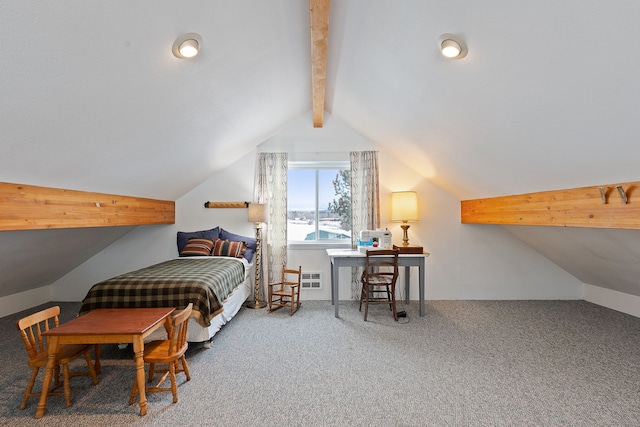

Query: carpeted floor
(1, 299), (639, 426)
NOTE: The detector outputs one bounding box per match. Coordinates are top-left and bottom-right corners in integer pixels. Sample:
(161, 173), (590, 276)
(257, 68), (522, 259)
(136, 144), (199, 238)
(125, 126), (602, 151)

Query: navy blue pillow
(219, 228), (257, 261)
(177, 227), (220, 253)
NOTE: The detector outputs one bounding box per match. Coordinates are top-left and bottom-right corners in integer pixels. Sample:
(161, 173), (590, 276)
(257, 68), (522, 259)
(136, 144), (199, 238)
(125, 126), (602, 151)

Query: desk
(38, 307), (175, 418)
(326, 249), (429, 318)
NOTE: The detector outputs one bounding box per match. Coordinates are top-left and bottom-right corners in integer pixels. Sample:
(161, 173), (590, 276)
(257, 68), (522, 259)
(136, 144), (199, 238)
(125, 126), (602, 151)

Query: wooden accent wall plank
(310, 0), (330, 128)
(461, 181), (640, 229)
(0, 182), (175, 231)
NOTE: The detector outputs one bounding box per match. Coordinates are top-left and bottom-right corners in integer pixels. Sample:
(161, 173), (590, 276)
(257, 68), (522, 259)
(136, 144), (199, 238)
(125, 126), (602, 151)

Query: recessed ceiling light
(172, 33), (202, 59)
(438, 33), (467, 59)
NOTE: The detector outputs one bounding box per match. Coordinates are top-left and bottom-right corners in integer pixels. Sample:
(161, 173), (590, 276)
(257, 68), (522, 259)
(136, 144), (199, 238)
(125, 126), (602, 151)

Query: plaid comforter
(79, 257), (246, 327)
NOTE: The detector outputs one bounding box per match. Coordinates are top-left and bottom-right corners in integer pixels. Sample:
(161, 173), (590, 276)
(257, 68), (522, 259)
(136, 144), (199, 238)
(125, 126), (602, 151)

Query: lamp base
(400, 223), (410, 246)
(245, 300), (267, 309)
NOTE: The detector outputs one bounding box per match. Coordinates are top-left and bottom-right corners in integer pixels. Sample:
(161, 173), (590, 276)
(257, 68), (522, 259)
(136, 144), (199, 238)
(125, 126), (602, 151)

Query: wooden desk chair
(16, 306), (99, 410)
(129, 303), (192, 405)
(268, 265), (302, 315)
(359, 249), (400, 321)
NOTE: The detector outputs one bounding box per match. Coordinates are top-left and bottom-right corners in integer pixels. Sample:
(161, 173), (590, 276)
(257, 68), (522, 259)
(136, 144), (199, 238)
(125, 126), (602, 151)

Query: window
(288, 161), (351, 244)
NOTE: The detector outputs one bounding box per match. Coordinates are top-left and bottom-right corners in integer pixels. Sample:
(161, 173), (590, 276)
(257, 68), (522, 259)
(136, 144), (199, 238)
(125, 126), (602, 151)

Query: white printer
(357, 229), (392, 253)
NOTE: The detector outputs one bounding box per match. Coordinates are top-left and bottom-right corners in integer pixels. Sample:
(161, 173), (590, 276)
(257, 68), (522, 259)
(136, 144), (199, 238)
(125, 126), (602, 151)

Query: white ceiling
(2, 1), (638, 201)
(1, 1), (640, 302)
(326, 1), (640, 199)
(0, 1), (311, 199)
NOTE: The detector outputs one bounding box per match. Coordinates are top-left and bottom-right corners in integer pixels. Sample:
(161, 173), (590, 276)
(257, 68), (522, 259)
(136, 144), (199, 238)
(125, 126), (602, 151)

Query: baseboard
(0, 285), (51, 318)
(584, 284), (640, 318)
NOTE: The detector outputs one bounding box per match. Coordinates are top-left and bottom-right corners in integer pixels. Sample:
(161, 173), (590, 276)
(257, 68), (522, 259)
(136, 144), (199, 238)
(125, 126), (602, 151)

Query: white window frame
(288, 160), (351, 250)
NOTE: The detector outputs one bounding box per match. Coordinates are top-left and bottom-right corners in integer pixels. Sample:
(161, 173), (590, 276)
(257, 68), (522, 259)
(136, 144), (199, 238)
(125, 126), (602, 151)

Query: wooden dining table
(38, 307), (175, 418)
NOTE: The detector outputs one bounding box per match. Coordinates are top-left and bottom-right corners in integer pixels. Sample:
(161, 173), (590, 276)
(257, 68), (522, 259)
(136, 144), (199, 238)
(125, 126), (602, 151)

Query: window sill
(288, 241), (351, 251)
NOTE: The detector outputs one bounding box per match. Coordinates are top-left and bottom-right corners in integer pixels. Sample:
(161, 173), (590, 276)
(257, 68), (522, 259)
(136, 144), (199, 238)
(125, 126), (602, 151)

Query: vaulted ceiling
(3, 1), (638, 202)
(2, 1), (640, 304)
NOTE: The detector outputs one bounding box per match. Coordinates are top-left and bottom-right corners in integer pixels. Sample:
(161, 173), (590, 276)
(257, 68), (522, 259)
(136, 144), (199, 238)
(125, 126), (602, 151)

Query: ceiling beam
(461, 181), (640, 229)
(0, 182), (175, 231)
(309, 0), (330, 128)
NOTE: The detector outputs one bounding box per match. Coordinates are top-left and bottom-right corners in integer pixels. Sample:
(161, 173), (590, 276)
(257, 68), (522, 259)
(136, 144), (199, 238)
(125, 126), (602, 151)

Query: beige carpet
(1, 299), (640, 426)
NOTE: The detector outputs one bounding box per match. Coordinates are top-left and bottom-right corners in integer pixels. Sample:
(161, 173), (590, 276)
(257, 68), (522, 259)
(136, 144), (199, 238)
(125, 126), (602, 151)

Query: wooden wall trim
(461, 181), (640, 229)
(203, 201), (249, 208)
(0, 182), (175, 231)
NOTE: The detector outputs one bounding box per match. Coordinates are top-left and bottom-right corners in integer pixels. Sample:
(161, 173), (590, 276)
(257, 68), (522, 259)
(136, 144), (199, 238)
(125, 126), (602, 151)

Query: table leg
(36, 336), (59, 418)
(404, 266), (410, 304)
(333, 262), (339, 318)
(94, 344), (101, 375)
(419, 259), (425, 316)
(132, 336), (148, 416)
(330, 258), (335, 306)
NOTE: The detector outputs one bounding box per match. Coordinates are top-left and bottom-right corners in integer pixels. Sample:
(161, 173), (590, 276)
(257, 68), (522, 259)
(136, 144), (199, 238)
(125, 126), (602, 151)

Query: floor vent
(301, 272), (322, 289)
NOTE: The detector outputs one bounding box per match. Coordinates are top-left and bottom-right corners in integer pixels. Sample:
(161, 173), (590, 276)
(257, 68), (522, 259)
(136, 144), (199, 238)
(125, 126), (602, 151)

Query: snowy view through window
(288, 168), (351, 241)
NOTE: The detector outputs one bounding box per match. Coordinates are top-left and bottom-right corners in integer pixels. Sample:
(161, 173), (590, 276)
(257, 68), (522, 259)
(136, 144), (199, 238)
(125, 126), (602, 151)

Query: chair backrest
(363, 249), (399, 284)
(281, 266), (302, 286)
(16, 306), (61, 361)
(167, 303), (193, 357)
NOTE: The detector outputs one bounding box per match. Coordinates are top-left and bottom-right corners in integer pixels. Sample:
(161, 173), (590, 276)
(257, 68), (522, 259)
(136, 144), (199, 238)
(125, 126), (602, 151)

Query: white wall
(286, 137), (584, 303)
(0, 286), (51, 317)
(585, 284), (640, 318)
(51, 150), (258, 301)
(52, 224), (178, 301)
(52, 112), (584, 303)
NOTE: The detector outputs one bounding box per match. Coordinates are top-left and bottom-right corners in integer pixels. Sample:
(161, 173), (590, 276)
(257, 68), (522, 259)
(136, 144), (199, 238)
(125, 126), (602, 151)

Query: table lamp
(246, 203), (267, 309)
(391, 191), (418, 246)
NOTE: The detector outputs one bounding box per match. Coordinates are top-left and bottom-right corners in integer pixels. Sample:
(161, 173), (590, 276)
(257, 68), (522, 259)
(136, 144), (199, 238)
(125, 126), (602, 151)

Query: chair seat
(143, 340), (188, 363)
(271, 286), (299, 296)
(363, 276), (393, 286)
(29, 344), (95, 368)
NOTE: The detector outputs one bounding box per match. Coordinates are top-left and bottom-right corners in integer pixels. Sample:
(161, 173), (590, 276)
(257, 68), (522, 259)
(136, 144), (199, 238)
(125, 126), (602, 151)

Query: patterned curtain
(254, 152), (288, 301)
(349, 151), (380, 298)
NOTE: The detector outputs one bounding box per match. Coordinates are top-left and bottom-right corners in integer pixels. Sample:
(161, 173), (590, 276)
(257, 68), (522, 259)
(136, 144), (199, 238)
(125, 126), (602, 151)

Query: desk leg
(133, 336), (148, 416)
(404, 266), (410, 304)
(419, 259), (425, 317)
(36, 336), (59, 418)
(333, 262), (339, 318)
(330, 259), (335, 306)
(331, 259), (340, 317)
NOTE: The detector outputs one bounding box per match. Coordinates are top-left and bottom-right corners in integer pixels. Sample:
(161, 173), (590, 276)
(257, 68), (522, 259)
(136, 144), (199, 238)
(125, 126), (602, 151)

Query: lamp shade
(391, 191), (418, 222)
(247, 203), (267, 223)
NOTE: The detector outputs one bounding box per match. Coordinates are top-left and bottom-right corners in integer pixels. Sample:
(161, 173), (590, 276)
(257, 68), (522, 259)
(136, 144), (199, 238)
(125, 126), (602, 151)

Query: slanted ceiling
(2, 2), (638, 201)
(1, 2), (640, 301)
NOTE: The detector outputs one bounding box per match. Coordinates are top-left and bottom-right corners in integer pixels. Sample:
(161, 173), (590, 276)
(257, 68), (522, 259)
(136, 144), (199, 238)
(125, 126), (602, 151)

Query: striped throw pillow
(179, 238), (214, 257)
(212, 239), (247, 258)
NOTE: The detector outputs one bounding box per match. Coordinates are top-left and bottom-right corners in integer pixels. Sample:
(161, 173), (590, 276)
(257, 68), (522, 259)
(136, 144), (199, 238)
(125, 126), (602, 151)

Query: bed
(78, 227), (255, 346)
